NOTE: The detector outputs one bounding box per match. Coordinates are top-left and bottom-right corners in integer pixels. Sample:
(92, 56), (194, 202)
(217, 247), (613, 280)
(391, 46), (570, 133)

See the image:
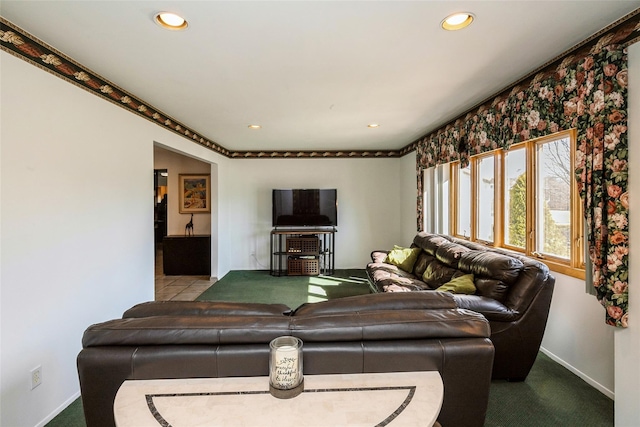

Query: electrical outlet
(30, 366), (42, 390)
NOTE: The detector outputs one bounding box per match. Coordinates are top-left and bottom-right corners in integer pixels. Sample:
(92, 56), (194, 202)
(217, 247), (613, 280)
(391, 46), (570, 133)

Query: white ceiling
(2, 1), (640, 153)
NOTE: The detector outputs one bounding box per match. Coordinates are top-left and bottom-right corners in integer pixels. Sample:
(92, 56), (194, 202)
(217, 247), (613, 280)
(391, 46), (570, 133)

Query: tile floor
(154, 247), (216, 301)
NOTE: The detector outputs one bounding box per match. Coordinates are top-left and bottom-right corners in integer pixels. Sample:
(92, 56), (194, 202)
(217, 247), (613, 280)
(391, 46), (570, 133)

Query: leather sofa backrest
(292, 309), (490, 341)
(421, 261), (459, 288)
(435, 242), (471, 268)
(412, 232), (552, 312)
(413, 233), (453, 255)
(413, 251), (435, 278)
(292, 290), (457, 316)
(123, 300), (291, 318)
(82, 315), (291, 347)
(78, 299), (495, 427)
(457, 251), (524, 302)
(83, 304), (490, 347)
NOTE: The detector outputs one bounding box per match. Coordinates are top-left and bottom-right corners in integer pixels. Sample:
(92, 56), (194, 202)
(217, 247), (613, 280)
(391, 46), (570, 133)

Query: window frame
(472, 151), (500, 246)
(452, 161), (472, 239)
(423, 163), (450, 235)
(502, 145), (527, 252)
(448, 129), (585, 279)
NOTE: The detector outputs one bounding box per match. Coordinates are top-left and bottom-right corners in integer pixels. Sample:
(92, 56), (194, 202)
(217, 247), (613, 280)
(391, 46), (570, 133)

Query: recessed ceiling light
(248, 124), (262, 129)
(154, 12), (188, 31)
(441, 12), (474, 31)
(368, 124), (380, 128)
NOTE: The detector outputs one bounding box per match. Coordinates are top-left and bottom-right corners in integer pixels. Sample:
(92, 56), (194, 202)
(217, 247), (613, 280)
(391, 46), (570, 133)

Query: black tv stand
(270, 227), (336, 276)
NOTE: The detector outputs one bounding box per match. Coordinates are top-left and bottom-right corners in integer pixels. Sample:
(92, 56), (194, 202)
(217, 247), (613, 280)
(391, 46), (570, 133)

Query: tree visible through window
(505, 147), (526, 248)
(445, 130), (583, 279)
(508, 172), (527, 248)
(536, 137), (571, 259)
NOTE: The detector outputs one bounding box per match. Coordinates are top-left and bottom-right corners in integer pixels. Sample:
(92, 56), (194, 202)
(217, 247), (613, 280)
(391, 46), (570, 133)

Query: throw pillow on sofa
(436, 274), (477, 294)
(385, 246), (422, 272)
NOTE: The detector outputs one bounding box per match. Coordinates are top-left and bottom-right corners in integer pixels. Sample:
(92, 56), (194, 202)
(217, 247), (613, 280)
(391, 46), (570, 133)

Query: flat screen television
(272, 189), (337, 227)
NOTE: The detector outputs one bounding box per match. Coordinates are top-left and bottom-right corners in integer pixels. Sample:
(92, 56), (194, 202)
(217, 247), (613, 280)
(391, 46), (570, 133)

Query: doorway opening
(154, 169), (168, 250)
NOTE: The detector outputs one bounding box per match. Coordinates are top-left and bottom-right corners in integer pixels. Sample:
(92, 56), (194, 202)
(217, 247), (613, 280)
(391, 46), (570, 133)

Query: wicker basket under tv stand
(270, 228), (336, 276)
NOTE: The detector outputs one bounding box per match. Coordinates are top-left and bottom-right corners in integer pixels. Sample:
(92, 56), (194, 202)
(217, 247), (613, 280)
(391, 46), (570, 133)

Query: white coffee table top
(114, 371), (443, 427)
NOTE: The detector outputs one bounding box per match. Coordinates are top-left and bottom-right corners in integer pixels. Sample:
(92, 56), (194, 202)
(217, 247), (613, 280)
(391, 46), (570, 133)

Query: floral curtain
(572, 45), (629, 327)
(415, 20), (638, 327)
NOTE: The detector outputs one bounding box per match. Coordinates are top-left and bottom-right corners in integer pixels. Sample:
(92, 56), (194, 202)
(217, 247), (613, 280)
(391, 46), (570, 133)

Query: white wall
(540, 274), (615, 397)
(0, 48), (4, 427)
(0, 48), (408, 425)
(153, 146), (212, 236)
(220, 157), (404, 270)
(0, 51), (229, 426)
(615, 41), (640, 427)
(399, 152), (419, 243)
(1, 52), (153, 426)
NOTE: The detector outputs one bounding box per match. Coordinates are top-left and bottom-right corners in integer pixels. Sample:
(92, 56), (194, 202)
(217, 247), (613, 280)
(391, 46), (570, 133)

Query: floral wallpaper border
(414, 12), (640, 327)
(0, 17), (407, 160)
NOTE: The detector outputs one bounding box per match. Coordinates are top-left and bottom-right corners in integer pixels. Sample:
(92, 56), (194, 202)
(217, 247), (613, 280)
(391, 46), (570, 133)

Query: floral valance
(415, 16), (640, 327)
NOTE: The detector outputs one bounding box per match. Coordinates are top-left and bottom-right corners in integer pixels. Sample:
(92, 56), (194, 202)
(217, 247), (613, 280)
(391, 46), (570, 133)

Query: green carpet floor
(196, 269), (371, 309)
(46, 398), (85, 427)
(486, 351), (612, 426)
(47, 270), (613, 426)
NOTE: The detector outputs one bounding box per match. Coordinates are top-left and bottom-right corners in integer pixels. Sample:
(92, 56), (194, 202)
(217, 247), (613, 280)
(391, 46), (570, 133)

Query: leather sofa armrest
(370, 250), (389, 263)
(452, 294), (519, 322)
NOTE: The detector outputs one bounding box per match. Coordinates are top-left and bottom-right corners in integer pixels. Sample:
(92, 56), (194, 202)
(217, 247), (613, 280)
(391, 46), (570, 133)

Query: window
(476, 155), (495, 243)
(535, 136), (572, 260)
(456, 163), (471, 238)
(504, 147), (526, 249)
(444, 130), (584, 278)
(423, 163), (450, 234)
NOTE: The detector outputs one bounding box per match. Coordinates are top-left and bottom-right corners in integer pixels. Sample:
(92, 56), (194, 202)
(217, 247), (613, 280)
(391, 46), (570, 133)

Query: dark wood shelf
(270, 228), (335, 276)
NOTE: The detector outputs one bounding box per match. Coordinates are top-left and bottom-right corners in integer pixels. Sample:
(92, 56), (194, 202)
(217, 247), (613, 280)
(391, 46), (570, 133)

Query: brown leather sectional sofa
(77, 292), (494, 427)
(367, 231), (556, 381)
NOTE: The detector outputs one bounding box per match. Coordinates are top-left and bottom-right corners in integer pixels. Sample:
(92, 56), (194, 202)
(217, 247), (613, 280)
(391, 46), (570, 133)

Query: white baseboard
(35, 390), (81, 427)
(539, 346), (614, 400)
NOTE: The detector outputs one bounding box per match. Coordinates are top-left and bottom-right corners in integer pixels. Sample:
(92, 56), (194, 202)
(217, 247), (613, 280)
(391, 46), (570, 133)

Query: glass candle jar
(269, 336), (304, 399)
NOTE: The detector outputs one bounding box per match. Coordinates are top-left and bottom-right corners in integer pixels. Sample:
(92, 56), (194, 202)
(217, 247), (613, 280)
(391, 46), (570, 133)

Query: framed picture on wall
(179, 174), (211, 213)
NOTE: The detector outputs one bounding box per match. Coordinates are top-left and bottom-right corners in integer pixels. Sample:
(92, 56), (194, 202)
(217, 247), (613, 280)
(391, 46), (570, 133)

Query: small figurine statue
(185, 213), (194, 236)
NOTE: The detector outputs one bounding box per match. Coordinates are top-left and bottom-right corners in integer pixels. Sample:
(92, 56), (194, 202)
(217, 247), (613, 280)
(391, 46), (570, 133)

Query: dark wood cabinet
(162, 235), (211, 276)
